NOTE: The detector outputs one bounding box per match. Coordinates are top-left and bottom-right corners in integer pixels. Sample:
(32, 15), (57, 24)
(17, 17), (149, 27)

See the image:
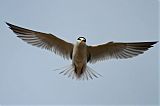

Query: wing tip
(5, 22), (12, 28)
(150, 41), (158, 47)
(5, 22), (16, 31)
(152, 41), (158, 44)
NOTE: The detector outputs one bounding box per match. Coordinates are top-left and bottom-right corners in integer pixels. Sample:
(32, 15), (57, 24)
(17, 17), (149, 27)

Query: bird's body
(72, 40), (87, 78)
(6, 22), (158, 80)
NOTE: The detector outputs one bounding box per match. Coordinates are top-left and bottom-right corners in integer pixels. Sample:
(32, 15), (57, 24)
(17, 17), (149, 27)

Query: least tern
(6, 22), (158, 80)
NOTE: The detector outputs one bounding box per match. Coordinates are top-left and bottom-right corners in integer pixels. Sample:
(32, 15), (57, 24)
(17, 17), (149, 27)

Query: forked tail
(53, 65), (102, 80)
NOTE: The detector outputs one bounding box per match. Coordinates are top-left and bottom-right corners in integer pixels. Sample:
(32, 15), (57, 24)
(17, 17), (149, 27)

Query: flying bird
(6, 22), (158, 80)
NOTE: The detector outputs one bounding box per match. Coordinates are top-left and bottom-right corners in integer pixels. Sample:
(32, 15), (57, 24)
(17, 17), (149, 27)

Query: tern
(6, 22), (158, 80)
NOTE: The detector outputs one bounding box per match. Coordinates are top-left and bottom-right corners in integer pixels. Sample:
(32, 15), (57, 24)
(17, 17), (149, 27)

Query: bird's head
(77, 37), (86, 44)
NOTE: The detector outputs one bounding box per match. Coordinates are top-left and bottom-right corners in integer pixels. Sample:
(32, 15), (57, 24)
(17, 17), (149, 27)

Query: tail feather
(86, 66), (102, 78)
(54, 65), (102, 80)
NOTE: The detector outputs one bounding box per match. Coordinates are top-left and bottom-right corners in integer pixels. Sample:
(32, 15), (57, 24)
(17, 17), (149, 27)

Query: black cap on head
(77, 37), (86, 42)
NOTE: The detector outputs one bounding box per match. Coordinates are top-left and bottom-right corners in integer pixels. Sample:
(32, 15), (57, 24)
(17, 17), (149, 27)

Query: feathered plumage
(6, 22), (158, 80)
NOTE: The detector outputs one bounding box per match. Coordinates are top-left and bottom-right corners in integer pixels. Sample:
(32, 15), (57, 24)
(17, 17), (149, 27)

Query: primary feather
(87, 41), (157, 63)
(6, 22), (73, 59)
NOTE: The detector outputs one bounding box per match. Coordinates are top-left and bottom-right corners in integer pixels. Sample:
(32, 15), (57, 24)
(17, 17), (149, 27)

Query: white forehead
(79, 37), (85, 40)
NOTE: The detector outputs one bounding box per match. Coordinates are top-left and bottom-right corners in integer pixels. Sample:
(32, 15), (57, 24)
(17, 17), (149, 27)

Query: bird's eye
(77, 38), (81, 40)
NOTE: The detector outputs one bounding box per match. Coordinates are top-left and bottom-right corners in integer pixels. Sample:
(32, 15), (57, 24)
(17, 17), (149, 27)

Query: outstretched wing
(6, 22), (73, 59)
(87, 41), (157, 63)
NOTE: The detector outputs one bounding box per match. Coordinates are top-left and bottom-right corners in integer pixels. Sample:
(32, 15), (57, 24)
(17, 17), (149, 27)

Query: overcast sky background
(0, 0), (159, 105)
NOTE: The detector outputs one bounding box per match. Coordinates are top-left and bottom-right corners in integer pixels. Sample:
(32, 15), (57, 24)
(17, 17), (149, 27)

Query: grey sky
(0, 0), (159, 105)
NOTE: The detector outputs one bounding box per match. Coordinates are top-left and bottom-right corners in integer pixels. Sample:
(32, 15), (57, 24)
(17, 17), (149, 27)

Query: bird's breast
(72, 44), (87, 63)
(72, 43), (87, 75)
